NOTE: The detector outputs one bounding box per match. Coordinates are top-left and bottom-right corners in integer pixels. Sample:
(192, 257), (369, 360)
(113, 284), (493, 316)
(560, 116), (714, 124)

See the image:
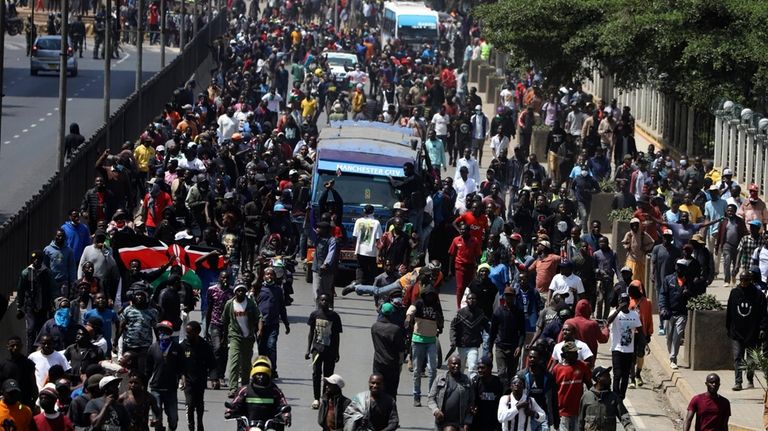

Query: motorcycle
(224, 403), (290, 431)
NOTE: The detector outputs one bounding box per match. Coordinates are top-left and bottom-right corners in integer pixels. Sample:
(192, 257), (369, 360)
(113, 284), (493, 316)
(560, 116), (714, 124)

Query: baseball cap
(323, 374), (345, 388)
(618, 292), (630, 303)
(691, 233), (706, 244)
(620, 266), (633, 273)
(99, 375), (121, 389)
(592, 366), (612, 382)
(156, 320), (174, 331)
(510, 233), (522, 242)
(676, 258), (690, 266)
(380, 302), (395, 315)
(289, 169), (299, 175)
(662, 228), (673, 236)
(708, 184), (720, 191)
(539, 240), (551, 250)
(749, 183), (760, 191)
(749, 220), (762, 227)
(722, 168), (733, 176)
(559, 259), (573, 268)
(233, 283), (248, 292)
(86, 374), (104, 390)
(2, 379), (21, 393)
(156, 145), (165, 152)
(39, 383), (59, 399)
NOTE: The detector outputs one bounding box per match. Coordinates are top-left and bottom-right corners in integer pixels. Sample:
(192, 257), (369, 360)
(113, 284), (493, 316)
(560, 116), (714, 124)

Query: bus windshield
(398, 14), (438, 41)
(315, 173), (398, 209)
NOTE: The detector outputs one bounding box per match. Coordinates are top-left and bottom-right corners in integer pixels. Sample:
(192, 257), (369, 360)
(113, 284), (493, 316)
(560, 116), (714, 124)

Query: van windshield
(315, 173), (398, 209)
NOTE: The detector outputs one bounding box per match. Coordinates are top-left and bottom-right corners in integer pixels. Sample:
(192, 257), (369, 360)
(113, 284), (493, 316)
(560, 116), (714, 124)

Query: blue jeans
(354, 280), (400, 298)
(412, 341), (437, 399)
(151, 389), (179, 430)
(458, 346), (479, 380)
(258, 325), (280, 373)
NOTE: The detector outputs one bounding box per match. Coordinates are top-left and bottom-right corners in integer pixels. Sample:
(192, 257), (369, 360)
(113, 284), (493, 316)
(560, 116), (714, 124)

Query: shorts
(634, 334), (648, 358)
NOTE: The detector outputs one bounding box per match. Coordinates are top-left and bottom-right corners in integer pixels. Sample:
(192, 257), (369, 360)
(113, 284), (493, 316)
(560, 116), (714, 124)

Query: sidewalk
(474, 82), (766, 430)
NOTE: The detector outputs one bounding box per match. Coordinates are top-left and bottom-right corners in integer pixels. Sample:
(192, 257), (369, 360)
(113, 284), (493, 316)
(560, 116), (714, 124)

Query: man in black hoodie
(64, 123), (86, 159)
(449, 292), (489, 380)
(726, 272), (768, 391)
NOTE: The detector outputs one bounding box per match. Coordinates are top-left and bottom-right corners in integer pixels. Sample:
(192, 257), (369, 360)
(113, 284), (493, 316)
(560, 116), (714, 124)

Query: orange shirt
(529, 253), (561, 293)
(0, 401), (34, 431)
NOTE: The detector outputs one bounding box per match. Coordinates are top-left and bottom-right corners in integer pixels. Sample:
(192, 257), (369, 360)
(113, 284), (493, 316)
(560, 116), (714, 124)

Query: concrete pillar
(742, 138), (768, 190)
(745, 133), (755, 186)
(714, 117), (723, 168)
(736, 124), (746, 184)
(727, 122), (737, 172)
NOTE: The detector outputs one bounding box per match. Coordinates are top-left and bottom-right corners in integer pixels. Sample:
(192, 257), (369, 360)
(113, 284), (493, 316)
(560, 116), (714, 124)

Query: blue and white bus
(381, 1), (440, 50)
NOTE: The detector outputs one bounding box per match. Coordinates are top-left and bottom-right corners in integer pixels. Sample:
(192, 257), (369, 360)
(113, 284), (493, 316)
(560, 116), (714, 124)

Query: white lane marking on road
(54, 107), (58, 111)
(67, 98), (73, 102)
(624, 398), (646, 429)
(22, 129), (28, 133)
(3, 141), (10, 145)
(13, 135), (19, 139)
(116, 52), (131, 65)
(39, 118), (45, 122)
(46, 113), (52, 116)
(30, 124), (36, 128)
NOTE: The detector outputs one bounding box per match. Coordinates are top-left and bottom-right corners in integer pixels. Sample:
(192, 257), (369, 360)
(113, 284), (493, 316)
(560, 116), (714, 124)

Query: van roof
(316, 121), (417, 173)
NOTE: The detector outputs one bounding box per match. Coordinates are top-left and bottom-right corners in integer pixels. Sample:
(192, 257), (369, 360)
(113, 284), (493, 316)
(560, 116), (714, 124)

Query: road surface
(0, 34), (179, 222)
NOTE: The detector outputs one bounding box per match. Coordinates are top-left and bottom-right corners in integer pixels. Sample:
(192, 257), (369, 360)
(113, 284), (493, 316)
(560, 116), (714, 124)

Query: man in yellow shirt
(351, 85), (366, 118)
(301, 92), (318, 123)
(133, 136), (155, 177)
(680, 192), (704, 223)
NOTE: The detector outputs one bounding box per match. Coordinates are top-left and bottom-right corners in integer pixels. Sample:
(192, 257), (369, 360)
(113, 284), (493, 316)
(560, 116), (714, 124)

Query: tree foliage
(474, 0), (768, 111)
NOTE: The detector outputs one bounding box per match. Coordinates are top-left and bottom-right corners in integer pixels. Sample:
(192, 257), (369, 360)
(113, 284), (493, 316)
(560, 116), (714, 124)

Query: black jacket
(450, 306), (489, 348)
(371, 318), (405, 366)
(180, 337), (216, 386)
(146, 341), (184, 391)
(726, 284), (768, 345)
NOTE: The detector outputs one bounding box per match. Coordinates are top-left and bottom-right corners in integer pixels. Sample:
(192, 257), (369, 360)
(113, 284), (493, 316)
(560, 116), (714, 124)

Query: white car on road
(324, 52), (367, 87)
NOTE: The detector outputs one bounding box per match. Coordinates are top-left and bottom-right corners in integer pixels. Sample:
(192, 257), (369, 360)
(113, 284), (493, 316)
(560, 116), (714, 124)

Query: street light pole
(160, 0), (165, 67)
(58, 0), (69, 214)
(0, 0), (5, 158)
(180, 0), (186, 49)
(104, 0), (112, 148)
(192, 0), (198, 40)
(136, 0), (143, 92)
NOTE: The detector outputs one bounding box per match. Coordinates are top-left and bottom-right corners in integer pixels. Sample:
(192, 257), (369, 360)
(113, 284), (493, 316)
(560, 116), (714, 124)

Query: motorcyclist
(225, 356), (292, 429)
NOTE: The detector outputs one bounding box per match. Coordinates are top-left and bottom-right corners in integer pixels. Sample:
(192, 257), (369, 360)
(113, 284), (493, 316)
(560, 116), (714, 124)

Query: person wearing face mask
(0, 380), (34, 430)
(146, 321), (183, 431)
(35, 297), (78, 352)
(737, 183), (768, 226)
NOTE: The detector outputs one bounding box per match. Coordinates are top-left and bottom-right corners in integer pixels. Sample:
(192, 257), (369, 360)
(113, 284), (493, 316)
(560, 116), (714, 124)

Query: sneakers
(658, 327), (666, 336)
(629, 379), (636, 389)
(732, 383), (742, 391)
(723, 282), (730, 288)
(341, 285), (356, 296)
(636, 375), (644, 387)
(670, 361), (678, 370)
(311, 400), (320, 409)
(413, 398), (422, 407)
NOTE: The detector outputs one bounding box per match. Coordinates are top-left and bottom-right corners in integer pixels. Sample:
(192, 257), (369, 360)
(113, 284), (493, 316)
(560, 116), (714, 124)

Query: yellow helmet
(250, 355), (273, 377)
(314, 68), (323, 77)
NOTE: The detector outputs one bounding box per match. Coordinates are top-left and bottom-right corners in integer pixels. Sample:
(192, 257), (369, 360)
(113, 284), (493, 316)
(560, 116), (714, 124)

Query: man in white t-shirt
(547, 260), (585, 305)
(454, 166), (477, 213)
(431, 105), (451, 144)
(28, 335), (71, 390)
(499, 84), (515, 110)
(608, 293), (643, 399)
(489, 125), (509, 159)
(352, 205), (383, 285)
(551, 323), (593, 365)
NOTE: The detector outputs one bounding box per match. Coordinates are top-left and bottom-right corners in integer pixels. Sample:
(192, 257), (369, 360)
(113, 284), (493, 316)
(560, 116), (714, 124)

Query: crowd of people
(3, 0), (763, 430)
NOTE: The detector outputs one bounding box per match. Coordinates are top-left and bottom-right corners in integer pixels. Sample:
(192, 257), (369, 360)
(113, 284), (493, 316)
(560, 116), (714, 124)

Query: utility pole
(160, 0), (165, 67)
(0, 0), (5, 158)
(192, 0), (198, 40)
(104, 0), (112, 148)
(58, 0), (69, 214)
(180, 0), (186, 49)
(136, 0), (143, 92)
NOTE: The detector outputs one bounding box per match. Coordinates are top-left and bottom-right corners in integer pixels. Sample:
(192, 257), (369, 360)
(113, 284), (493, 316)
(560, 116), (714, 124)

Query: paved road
(182, 274), (678, 431)
(0, 34), (179, 222)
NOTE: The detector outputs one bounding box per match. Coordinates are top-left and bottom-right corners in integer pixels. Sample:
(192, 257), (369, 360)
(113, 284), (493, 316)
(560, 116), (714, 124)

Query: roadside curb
(648, 327), (762, 431)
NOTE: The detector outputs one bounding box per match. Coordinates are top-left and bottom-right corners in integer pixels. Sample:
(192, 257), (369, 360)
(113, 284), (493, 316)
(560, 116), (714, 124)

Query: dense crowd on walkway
(2, 0), (763, 430)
